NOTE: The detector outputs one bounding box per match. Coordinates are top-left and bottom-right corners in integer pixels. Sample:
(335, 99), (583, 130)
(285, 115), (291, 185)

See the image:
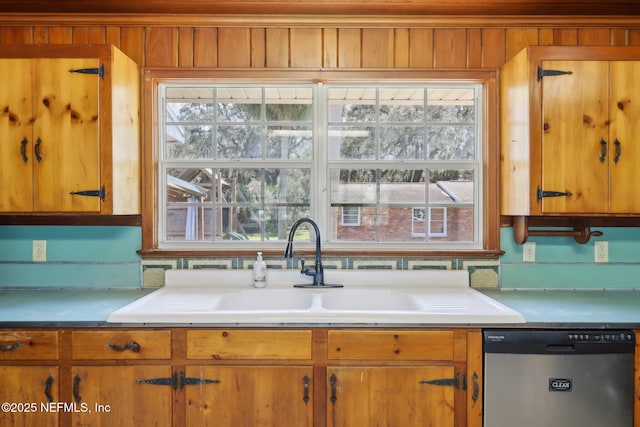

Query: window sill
(137, 248), (503, 259)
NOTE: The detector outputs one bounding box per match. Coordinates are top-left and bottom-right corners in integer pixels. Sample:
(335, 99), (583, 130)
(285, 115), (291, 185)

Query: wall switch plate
(594, 241), (608, 263)
(522, 241), (536, 262)
(32, 240), (46, 262)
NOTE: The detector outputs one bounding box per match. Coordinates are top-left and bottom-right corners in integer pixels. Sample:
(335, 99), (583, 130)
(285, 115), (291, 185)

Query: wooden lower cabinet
(327, 366), (456, 427)
(70, 366), (173, 427)
(0, 328), (482, 427)
(184, 366), (313, 427)
(0, 366), (59, 427)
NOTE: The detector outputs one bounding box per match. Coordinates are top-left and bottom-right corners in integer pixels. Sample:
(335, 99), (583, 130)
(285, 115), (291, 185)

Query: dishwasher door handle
(545, 344), (575, 353)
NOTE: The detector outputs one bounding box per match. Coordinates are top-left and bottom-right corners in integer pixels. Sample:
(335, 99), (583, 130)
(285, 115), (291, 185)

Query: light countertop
(482, 289), (640, 327)
(0, 288), (154, 326)
(0, 286), (639, 328)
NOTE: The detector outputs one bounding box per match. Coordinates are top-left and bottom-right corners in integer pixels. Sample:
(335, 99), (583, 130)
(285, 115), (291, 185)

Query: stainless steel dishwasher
(484, 329), (635, 427)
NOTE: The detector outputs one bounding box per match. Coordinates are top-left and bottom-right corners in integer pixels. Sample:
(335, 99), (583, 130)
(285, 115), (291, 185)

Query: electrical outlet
(32, 240), (46, 262)
(523, 242), (536, 262)
(594, 241), (608, 263)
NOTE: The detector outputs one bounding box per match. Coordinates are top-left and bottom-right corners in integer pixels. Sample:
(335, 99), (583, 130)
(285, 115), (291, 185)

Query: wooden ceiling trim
(0, 14), (639, 29)
(0, 0), (639, 16)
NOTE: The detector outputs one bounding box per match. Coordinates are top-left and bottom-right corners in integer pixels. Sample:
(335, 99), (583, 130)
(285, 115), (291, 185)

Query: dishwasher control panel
(567, 332), (634, 343)
(484, 329), (635, 354)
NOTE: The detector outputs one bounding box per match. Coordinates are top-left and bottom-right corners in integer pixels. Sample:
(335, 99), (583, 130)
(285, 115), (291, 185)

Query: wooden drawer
(187, 329), (312, 360)
(72, 330), (172, 360)
(0, 330), (58, 360)
(328, 330), (455, 361)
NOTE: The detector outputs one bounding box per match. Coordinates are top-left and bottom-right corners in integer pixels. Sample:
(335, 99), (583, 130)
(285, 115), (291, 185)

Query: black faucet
(284, 217), (342, 288)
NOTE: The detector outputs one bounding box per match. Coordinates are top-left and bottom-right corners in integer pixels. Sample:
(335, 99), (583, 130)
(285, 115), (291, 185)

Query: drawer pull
(44, 375), (54, 402)
(0, 342), (22, 351)
(107, 341), (141, 353)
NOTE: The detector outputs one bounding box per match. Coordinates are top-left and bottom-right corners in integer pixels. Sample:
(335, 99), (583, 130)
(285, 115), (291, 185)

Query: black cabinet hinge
(537, 66), (573, 81)
(69, 64), (105, 79)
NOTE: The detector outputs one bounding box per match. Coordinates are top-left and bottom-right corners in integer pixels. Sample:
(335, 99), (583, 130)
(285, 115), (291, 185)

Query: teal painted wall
(0, 226), (141, 287)
(1, 224), (639, 289)
(500, 226), (640, 289)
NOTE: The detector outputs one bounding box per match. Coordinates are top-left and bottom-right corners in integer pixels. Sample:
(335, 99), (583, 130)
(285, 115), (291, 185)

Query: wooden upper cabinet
(0, 44), (140, 215)
(500, 46), (640, 217)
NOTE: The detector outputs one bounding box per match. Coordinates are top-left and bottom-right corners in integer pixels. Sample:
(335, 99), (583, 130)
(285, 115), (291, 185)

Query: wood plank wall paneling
(1, 22), (640, 69)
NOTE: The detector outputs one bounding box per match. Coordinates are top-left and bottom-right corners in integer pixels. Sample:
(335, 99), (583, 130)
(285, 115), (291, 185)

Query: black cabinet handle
(20, 138), (28, 163)
(0, 342), (22, 351)
(614, 139), (622, 164)
(599, 138), (607, 163)
(471, 372), (479, 407)
(34, 137), (42, 162)
(44, 375), (54, 403)
(107, 341), (141, 353)
(329, 373), (338, 404)
(303, 374), (310, 405)
(72, 374), (82, 403)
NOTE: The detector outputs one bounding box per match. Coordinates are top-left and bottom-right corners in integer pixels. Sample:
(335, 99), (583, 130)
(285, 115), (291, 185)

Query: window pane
(330, 169), (377, 204)
(165, 125), (213, 159)
(426, 88), (475, 123)
(266, 87), (313, 121)
(263, 168), (311, 205)
(380, 127), (424, 160)
(380, 88), (424, 122)
(267, 126), (312, 159)
(328, 126), (375, 160)
(216, 125), (262, 159)
(378, 169), (424, 204)
(331, 206), (377, 242)
(429, 207), (474, 242)
(427, 125), (475, 160)
(328, 88), (376, 122)
(430, 169), (475, 204)
(217, 87), (262, 122)
(166, 204), (213, 241)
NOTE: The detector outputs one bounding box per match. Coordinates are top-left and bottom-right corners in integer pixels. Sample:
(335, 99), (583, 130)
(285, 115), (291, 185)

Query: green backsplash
(1, 225), (638, 289)
(0, 226), (141, 287)
(499, 226), (640, 289)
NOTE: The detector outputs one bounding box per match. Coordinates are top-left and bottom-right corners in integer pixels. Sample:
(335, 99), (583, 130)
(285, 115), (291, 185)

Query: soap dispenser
(253, 252), (267, 288)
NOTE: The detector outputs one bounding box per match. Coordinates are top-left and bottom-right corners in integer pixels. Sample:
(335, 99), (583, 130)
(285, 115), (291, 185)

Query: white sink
(217, 289), (314, 311)
(108, 269), (526, 324)
(320, 289), (420, 311)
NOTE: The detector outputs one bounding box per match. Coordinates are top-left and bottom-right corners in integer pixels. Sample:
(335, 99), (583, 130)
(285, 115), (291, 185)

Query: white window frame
(156, 81), (483, 251)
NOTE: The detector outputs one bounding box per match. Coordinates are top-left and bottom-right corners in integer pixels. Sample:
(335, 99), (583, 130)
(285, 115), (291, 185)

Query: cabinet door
(327, 366), (456, 427)
(609, 61), (640, 213)
(71, 366), (172, 427)
(0, 366), (59, 427)
(184, 366), (313, 427)
(0, 59), (34, 211)
(541, 60), (610, 214)
(33, 58), (100, 212)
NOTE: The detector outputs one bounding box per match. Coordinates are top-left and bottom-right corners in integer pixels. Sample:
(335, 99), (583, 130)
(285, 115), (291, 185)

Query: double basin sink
(107, 269), (525, 324)
(217, 288), (417, 311)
